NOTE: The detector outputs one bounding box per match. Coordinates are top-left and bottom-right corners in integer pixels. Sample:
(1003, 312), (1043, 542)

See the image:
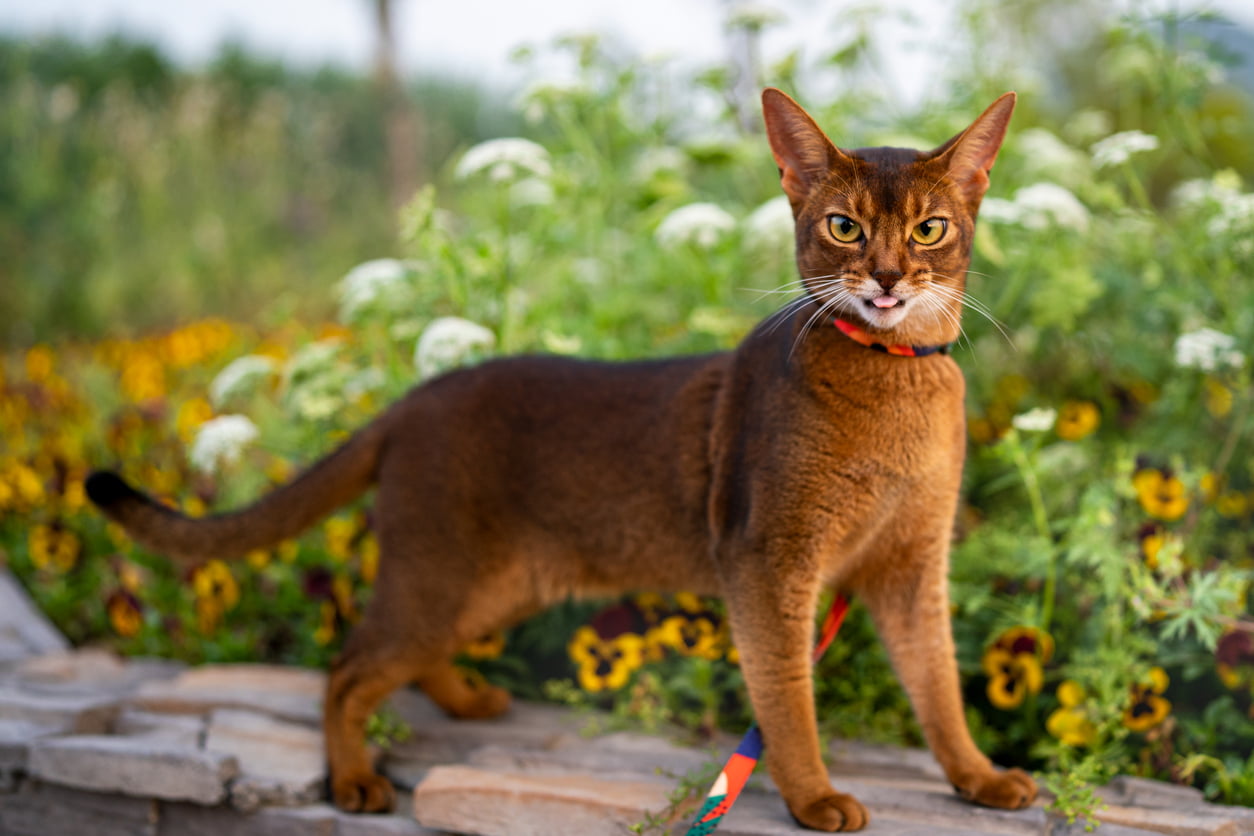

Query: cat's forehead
(828, 145), (952, 215)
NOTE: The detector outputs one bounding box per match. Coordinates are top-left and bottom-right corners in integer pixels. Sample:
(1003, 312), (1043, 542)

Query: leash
(684, 595), (850, 834)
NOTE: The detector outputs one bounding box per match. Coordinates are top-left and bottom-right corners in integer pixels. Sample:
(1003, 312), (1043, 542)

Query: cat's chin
(857, 298), (910, 331)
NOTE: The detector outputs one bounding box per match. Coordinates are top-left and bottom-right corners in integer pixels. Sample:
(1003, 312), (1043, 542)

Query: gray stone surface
(0, 780), (158, 836)
(12, 648), (182, 697)
(0, 571), (69, 665)
(0, 719), (66, 789)
(115, 708), (206, 747)
(204, 708), (325, 810)
(132, 664), (324, 725)
(0, 684), (118, 732)
(28, 734), (239, 804)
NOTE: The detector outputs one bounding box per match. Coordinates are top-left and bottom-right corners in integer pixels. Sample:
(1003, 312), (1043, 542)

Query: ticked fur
(88, 89), (1033, 832)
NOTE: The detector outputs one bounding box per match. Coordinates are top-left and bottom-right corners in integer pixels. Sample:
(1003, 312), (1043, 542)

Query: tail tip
(85, 471), (140, 508)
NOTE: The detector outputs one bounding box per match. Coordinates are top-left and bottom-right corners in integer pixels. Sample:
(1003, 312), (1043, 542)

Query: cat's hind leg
(418, 660), (511, 720)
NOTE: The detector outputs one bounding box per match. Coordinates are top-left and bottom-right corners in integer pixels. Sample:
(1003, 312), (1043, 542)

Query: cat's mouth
(868, 295), (901, 309)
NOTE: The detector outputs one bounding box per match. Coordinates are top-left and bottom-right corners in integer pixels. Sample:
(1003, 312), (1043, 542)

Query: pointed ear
(761, 88), (845, 207)
(933, 92), (1016, 204)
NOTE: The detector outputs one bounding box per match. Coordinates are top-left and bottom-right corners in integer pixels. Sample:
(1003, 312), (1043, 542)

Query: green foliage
(5, 0), (1254, 812)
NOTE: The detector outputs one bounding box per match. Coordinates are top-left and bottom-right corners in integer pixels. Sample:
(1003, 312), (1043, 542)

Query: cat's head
(762, 88), (1015, 347)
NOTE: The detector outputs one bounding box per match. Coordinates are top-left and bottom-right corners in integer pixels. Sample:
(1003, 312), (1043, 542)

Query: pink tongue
(872, 296), (899, 309)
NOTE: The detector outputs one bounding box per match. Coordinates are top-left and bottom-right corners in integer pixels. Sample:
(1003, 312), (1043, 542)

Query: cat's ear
(761, 88), (848, 207)
(932, 92), (1016, 204)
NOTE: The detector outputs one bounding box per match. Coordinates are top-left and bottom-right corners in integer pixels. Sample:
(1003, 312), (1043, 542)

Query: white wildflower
(1170, 171), (1243, 213)
(517, 80), (590, 124)
(655, 202), (737, 249)
(414, 317), (496, 379)
(633, 147), (687, 183)
(743, 195), (795, 255)
(509, 177), (555, 207)
(726, 3), (785, 30)
(190, 414), (259, 475)
(1016, 128), (1089, 185)
(1090, 130), (1159, 168)
(982, 183), (1089, 233)
(1063, 109), (1113, 146)
(1012, 407), (1057, 433)
(541, 330), (583, 355)
(1174, 328), (1245, 372)
(208, 355), (277, 408)
(283, 341), (342, 388)
(338, 258), (411, 321)
(455, 138), (551, 183)
(1205, 193), (1254, 239)
(976, 197), (1024, 225)
(344, 367), (385, 402)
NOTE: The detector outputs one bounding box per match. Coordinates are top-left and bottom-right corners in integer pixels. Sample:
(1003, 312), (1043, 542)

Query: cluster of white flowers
(742, 195), (795, 255)
(655, 202), (737, 249)
(1012, 407), (1057, 433)
(190, 415), (260, 475)
(1016, 128), (1090, 186)
(414, 316), (496, 379)
(208, 355), (277, 408)
(337, 258), (412, 322)
(1174, 328), (1245, 372)
(632, 147), (687, 184)
(1204, 193), (1254, 241)
(509, 177), (555, 207)
(980, 182), (1090, 234)
(1170, 172), (1244, 214)
(1090, 130), (1159, 168)
(455, 138), (552, 183)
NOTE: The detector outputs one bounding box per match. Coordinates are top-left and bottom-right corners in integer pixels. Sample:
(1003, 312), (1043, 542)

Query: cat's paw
(331, 770), (396, 813)
(953, 767), (1037, 810)
(449, 679), (512, 720)
(789, 791), (870, 832)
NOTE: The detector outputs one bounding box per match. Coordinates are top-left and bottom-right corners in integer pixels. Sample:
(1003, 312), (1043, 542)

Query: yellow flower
(333, 574), (357, 622)
(653, 613), (723, 660)
(1200, 472), (1220, 503)
(1055, 401), (1100, 441)
(24, 345), (55, 383)
(982, 626), (1053, 710)
(314, 600), (337, 645)
(463, 631), (507, 659)
(192, 559), (239, 634)
(246, 549), (271, 570)
(176, 398), (215, 442)
(324, 516), (357, 562)
(120, 349), (166, 403)
(1133, 469), (1189, 522)
(568, 626), (645, 692)
(1205, 379), (1233, 418)
(359, 534), (379, 583)
(1123, 667), (1171, 732)
(1216, 491), (1249, 519)
(28, 523), (80, 573)
(278, 539), (300, 563)
(1046, 680), (1096, 746)
(107, 589), (144, 638)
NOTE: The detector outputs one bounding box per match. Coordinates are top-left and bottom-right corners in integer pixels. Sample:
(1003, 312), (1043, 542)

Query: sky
(1, 0), (1251, 105)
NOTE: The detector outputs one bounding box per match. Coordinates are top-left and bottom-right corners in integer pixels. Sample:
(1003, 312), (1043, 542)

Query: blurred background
(2, 0), (1253, 345)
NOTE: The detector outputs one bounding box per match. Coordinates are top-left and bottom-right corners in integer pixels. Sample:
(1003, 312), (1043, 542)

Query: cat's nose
(872, 270), (903, 292)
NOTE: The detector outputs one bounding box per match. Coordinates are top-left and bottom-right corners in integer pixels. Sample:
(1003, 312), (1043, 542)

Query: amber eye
(912, 218), (947, 245)
(827, 215), (862, 243)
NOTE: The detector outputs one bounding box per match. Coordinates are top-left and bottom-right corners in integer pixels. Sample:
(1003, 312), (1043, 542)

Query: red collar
(833, 318), (951, 357)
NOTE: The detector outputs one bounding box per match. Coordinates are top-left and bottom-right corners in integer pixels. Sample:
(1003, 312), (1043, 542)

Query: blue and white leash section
(684, 596), (851, 834)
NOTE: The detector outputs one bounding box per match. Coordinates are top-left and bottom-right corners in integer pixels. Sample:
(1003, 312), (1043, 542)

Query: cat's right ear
(761, 88), (845, 208)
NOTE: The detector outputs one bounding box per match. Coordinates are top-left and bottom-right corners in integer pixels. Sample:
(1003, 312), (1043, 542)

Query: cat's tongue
(872, 295), (900, 309)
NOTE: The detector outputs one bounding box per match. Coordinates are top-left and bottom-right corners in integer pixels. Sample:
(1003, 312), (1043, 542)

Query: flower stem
(1009, 433), (1055, 631)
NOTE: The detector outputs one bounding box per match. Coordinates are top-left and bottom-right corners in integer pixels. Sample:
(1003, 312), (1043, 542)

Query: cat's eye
(911, 218), (947, 245)
(827, 215), (862, 243)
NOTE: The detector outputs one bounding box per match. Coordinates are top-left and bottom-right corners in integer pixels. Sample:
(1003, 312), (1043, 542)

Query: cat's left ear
(932, 92), (1016, 204)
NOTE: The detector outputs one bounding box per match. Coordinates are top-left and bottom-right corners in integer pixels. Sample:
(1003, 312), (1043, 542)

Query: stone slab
(0, 570), (69, 661)
(1094, 802), (1249, 836)
(115, 708), (206, 747)
(131, 664), (325, 725)
(0, 684), (118, 732)
(0, 719), (67, 788)
(12, 649), (183, 697)
(0, 780), (157, 836)
(204, 708), (326, 810)
(412, 764), (684, 835)
(28, 734), (238, 804)
(465, 731), (713, 781)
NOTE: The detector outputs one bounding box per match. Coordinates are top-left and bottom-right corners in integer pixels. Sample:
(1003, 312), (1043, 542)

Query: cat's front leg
(855, 538), (1037, 811)
(722, 558), (870, 832)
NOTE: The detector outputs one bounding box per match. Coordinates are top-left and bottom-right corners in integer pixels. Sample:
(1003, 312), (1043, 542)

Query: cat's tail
(85, 421), (387, 565)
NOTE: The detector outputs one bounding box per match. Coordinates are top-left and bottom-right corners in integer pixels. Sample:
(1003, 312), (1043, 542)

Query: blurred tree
(371, 0), (421, 209)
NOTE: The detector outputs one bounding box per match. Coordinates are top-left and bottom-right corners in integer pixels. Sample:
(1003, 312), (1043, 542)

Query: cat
(87, 87), (1035, 832)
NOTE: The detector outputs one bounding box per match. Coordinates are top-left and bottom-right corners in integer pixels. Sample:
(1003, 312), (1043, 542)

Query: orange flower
(107, 589), (144, 638)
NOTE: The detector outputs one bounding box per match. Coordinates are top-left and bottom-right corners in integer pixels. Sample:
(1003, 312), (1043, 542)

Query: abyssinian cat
(87, 88), (1035, 831)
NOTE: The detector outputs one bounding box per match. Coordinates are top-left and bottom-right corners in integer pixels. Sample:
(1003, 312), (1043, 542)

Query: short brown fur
(87, 88), (1034, 831)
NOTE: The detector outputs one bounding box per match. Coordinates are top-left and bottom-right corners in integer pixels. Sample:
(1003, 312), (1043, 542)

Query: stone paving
(1, 568), (1253, 836)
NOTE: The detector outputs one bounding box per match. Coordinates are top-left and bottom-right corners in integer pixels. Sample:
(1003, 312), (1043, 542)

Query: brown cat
(87, 88), (1035, 831)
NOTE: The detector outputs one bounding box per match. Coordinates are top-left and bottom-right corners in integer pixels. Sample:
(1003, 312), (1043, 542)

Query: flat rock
(0, 719), (68, 779)
(0, 683), (118, 732)
(465, 731), (713, 782)
(413, 764), (683, 835)
(0, 570), (69, 664)
(204, 708), (326, 810)
(13, 648), (183, 697)
(28, 734), (239, 805)
(115, 708), (206, 747)
(156, 797), (442, 836)
(0, 780), (158, 836)
(828, 739), (946, 782)
(131, 664), (325, 725)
